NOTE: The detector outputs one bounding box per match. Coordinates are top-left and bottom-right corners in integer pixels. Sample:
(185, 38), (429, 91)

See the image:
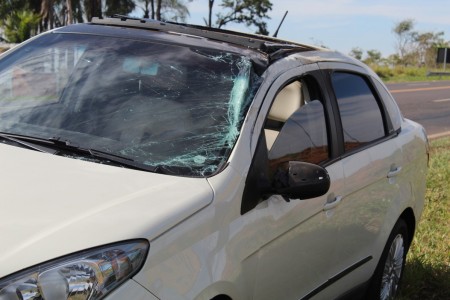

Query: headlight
(0, 240), (149, 300)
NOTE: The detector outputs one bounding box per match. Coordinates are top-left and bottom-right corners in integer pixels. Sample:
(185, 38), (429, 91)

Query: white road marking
(433, 98), (450, 103)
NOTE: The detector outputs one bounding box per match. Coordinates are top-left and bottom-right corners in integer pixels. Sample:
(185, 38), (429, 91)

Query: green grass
(398, 137), (450, 299)
(370, 65), (450, 83)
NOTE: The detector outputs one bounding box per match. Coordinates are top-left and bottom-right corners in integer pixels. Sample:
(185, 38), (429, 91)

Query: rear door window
(331, 72), (385, 152)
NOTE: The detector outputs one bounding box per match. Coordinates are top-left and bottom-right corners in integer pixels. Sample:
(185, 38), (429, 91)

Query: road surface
(386, 80), (450, 139)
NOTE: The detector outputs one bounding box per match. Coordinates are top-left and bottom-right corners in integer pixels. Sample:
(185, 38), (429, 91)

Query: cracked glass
(0, 33), (261, 176)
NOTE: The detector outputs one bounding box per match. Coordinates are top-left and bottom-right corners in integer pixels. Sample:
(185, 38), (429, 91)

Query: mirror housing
(273, 161), (330, 200)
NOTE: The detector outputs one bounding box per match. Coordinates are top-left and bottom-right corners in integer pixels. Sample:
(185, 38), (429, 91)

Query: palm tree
(3, 10), (40, 43)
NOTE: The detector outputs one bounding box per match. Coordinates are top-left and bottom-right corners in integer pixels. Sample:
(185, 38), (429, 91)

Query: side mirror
(273, 161), (330, 200)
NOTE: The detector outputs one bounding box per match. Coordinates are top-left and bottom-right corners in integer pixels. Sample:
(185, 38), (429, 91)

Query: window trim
(263, 72), (334, 166)
(241, 65), (338, 214)
(324, 68), (397, 158)
(370, 77), (403, 134)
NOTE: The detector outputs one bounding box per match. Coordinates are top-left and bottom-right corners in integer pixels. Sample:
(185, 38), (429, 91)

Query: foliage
(159, 0), (191, 22)
(398, 137), (450, 299)
(364, 49), (382, 64)
(393, 19), (415, 61)
(136, 0), (153, 18)
(104, 0), (136, 17)
(2, 10), (40, 43)
(83, 0), (102, 21)
(392, 19), (449, 67)
(209, 0), (272, 35)
(349, 19), (449, 72)
(135, 0), (191, 21)
(349, 47), (363, 60)
(0, 0), (193, 41)
(0, 0), (28, 20)
(413, 31), (446, 66)
(371, 65), (395, 79)
(371, 65), (450, 82)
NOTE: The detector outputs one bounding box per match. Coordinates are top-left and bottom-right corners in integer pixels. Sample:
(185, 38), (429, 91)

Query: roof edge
(90, 16), (318, 56)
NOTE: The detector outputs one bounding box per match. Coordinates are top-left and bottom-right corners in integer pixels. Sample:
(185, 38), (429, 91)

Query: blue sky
(184, 0), (450, 58)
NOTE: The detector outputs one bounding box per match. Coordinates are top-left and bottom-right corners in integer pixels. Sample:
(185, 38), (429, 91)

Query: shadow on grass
(398, 257), (450, 299)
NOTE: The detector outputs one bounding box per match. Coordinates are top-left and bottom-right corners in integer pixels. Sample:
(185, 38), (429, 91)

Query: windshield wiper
(0, 132), (58, 154)
(46, 136), (159, 172)
(0, 133), (158, 173)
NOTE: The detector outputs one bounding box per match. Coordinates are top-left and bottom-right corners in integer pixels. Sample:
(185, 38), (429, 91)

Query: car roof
(54, 16), (369, 74)
(92, 16), (315, 51)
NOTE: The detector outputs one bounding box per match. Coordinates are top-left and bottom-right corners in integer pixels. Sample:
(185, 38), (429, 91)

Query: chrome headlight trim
(0, 239), (149, 300)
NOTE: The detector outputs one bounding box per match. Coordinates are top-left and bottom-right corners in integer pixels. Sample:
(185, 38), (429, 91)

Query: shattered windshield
(0, 32), (261, 176)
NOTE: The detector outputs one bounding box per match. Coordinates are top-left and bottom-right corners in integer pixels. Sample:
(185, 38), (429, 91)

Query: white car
(0, 17), (428, 300)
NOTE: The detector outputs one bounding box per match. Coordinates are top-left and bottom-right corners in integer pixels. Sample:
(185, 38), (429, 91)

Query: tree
(0, 0), (192, 42)
(136, 0), (190, 21)
(65, 0), (84, 25)
(207, 0), (273, 35)
(0, 0), (28, 21)
(66, 0), (73, 24)
(137, 0), (154, 18)
(0, 0), (39, 40)
(3, 10), (40, 43)
(207, 0), (213, 27)
(40, 0), (56, 31)
(105, 0), (136, 17)
(413, 31), (446, 66)
(364, 49), (382, 65)
(393, 19), (415, 62)
(156, 0), (162, 19)
(160, 0), (191, 22)
(392, 19), (449, 67)
(83, 0), (102, 21)
(349, 47), (363, 60)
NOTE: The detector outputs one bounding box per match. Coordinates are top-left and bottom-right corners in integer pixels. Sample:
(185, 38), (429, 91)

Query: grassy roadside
(398, 137), (450, 299)
(369, 65), (450, 83)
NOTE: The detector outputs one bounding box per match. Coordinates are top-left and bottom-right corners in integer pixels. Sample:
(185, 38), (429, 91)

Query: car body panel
(133, 165), (253, 300)
(0, 143), (213, 278)
(251, 161), (345, 300)
(324, 137), (403, 295)
(107, 279), (160, 300)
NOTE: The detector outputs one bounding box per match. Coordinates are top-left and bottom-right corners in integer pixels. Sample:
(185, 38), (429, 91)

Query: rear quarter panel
(394, 119), (428, 225)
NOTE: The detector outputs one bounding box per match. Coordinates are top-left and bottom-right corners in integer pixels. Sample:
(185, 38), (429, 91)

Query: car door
(316, 64), (403, 295)
(240, 67), (346, 300)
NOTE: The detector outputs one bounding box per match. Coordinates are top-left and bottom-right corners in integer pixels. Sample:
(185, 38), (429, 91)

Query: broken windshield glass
(0, 32), (261, 176)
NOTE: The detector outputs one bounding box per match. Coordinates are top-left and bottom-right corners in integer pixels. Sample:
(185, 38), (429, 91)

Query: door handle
(323, 196), (343, 211)
(387, 166), (402, 178)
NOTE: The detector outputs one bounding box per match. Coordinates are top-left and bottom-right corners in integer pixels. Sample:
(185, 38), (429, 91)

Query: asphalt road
(386, 80), (450, 139)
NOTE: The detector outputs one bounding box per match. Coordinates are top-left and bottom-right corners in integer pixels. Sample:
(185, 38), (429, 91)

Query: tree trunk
(156, 0), (161, 20)
(85, 0), (102, 20)
(93, 0), (102, 19)
(151, 0), (155, 19)
(208, 0), (214, 27)
(40, 0), (54, 30)
(66, 0), (73, 24)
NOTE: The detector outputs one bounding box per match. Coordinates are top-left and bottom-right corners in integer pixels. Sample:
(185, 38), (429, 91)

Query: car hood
(0, 144), (213, 277)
